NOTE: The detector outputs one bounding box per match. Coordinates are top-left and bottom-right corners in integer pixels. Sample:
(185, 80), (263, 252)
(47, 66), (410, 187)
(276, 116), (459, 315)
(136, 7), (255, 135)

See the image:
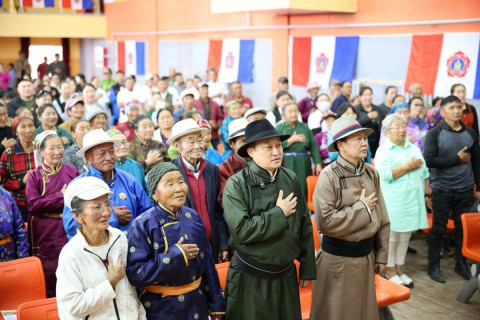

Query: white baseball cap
(64, 176), (113, 210)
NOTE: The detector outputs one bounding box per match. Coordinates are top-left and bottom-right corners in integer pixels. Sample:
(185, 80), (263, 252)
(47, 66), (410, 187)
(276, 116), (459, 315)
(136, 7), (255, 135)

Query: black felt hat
(237, 119), (290, 157)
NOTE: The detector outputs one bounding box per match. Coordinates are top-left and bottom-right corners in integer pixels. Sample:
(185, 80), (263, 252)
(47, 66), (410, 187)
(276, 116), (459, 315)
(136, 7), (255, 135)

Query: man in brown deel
(310, 116), (390, 320)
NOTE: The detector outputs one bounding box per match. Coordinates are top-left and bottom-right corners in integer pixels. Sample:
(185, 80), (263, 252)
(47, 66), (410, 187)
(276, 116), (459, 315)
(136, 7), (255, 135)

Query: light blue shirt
(375, 138), (429, 232)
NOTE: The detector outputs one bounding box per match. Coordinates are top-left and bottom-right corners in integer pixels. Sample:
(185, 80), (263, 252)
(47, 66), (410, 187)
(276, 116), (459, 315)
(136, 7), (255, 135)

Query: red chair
(375, 274), (411, 307)
(306, 176), (318, 212)
(17, 298), (58, 320)
(0, 257), (46, 313)
(456, 213), (480, 304)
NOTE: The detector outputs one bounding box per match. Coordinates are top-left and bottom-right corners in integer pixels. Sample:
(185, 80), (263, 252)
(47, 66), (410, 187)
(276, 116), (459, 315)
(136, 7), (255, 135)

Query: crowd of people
(0, 50), (479, 320)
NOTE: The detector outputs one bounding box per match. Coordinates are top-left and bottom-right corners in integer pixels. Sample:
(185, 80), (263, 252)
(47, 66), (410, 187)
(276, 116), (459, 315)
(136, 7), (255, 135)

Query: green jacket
(223, 162), (316, 280)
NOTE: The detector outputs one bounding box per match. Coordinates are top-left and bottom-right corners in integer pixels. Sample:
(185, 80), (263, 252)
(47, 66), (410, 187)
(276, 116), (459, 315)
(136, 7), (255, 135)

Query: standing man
(311, 116), (390, 320)
(195, 82), (224, 149)
(378, 86), (398, 116)
(331, 81), (352, 113)
(207, 67), (229, 110)
(7, 79), (35, 118)
(14, 51), (31, 82)
(222, 118), (316, 320)
(424, 95), (480, 283)
(37, 57), (49, 80)
(48, 54), (66, 80)
(157, 76), (179, 110)
(227, 81), (253, 116)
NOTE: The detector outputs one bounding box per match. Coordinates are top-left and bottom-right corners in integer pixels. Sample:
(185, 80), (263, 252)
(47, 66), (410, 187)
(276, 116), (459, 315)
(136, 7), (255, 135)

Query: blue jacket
(172, 157), (229, 258)
(63, 166), (152, 239)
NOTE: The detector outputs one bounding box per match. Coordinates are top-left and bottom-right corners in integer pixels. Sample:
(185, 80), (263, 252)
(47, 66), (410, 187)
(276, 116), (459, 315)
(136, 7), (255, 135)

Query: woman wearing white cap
(26, 130), (80, 297)
(56, 176), (146, 320)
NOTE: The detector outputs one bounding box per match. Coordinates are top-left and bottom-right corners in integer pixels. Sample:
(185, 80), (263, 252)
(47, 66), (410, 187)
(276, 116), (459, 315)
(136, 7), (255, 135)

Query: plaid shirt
(0, 141), (35, 207)
(128, 138), (168, 173)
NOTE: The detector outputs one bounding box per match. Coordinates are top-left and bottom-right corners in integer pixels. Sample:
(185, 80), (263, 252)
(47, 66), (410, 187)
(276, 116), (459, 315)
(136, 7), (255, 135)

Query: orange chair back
(217, 143), (224, 155)
(17, 298), (58, 320)
(310, 217), (320, 253)
(215, 261), (229, 290)
(461, 213), (480, 262)
(0, 257), (46, 311)
(306, 175), (318, 212)
(375, 274), (410, 307)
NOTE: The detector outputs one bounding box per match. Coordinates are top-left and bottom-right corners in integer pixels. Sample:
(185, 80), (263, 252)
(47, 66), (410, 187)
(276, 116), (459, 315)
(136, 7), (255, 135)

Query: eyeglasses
(84, 200), (112, 215)
(36, 90), (51, 98)
(118, 140), (129, 147)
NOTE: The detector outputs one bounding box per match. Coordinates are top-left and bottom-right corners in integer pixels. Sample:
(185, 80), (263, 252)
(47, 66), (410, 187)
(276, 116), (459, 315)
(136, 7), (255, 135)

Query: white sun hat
(166, 118), (210, 146)
(76, 128), (122, 158)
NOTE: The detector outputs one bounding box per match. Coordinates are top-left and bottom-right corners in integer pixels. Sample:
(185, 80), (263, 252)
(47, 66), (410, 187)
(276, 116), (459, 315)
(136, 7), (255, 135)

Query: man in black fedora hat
(222, 118), (316, 320)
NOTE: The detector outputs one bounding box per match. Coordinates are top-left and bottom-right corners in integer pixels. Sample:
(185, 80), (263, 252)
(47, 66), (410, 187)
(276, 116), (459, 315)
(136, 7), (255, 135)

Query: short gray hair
(281, 101), (296, 114)
(382, 114), (407, 133)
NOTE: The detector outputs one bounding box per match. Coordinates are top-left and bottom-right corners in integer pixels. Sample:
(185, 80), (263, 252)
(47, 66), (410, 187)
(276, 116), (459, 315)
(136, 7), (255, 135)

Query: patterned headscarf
(106, 129), (122, 137)
(426, 107), (443, 129)
(391, 102), (410, 114)
(11, 116), (32, 136)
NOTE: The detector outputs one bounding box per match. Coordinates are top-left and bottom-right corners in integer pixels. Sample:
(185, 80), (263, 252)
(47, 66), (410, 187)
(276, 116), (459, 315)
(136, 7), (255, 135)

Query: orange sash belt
(0, 235), (12, 246)
(144, 277), (202, 298)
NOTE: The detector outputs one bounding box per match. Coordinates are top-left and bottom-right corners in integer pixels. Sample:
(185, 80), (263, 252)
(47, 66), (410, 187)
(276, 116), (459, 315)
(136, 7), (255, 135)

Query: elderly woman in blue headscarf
(125, 162), (225, 320)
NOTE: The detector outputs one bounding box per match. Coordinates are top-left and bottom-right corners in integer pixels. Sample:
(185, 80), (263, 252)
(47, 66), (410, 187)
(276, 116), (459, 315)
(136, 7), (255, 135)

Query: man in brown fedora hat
(310, 116), (390, 320)
(222, 118), (316, 320)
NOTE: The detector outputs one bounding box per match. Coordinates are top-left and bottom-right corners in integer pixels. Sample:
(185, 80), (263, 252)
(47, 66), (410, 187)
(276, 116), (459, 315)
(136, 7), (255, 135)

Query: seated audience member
(308, 93), (332, 131)
(314, 111), (336, 167)
(375, 114), (429, 288)
(266, 90), (294, 127)
(378, 86), (398, 116)
(424, 95), (480, 283)
(451, 83), (479, 135)
(86, 106), (109, 130)
(26, 131), (80, 297)
(90, 76), (110, 109)
(276, 102), (322, 197)
(53, 80), (73, 121)
(379, 102), (424, 152)
(173, 89), (205, 122)
(35, 90), (54, 110)
(126, 163), (225, 320)
(56, 177), (146, 320)
(393, 94), (406, 105)
(117, 100), (140, 142)
(432, 97), (443, 108)
(59, 98), (85, 134)
(409, 97), (427, 131)
(0, 186), (28, 262)
(169, 119), (229, 263)
(117, 75), (144, 118)
(7, 79), (35, 118)
(63, 120), (92, 173)
(219, 100), (242, 160)
(0, 103), (15, 156)
(129, 115), (168, 173)
(62, 129), (151, 239)
(194, 82), (223, 149)
(35, 104), (73, 147)
(244, 107), (266, 123)
(297, 81), (320, 123)
(15, 106), (34, 119)
(218, 118), (249, 207)
(197, 119), (223, 166)
(0, 116), (36, 221)
(331, 81), (352, 113)
(153, 108), (174, 147)
(107, 129), (149, 195)
(227, 81), (253, 116)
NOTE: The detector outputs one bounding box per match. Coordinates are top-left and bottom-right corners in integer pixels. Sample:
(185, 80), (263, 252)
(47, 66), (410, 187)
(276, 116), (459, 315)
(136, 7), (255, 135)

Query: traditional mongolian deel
(222, 162), (316, 320)
(311, 156), (390, 320)
(0, 188), (28, 262)
(126, 204), (225, 320)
